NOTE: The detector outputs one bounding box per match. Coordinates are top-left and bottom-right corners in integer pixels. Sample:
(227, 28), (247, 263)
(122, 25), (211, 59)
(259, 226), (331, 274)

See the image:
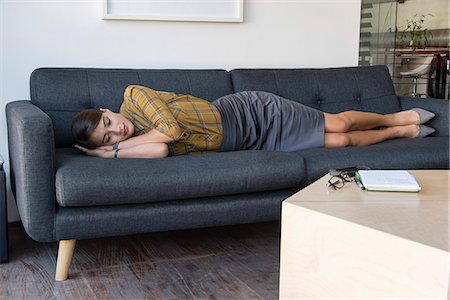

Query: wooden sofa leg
(55, 239), (76, 281)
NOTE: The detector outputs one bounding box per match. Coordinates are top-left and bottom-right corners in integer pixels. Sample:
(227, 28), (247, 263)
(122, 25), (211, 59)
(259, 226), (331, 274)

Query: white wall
(1, 0), (362, 222)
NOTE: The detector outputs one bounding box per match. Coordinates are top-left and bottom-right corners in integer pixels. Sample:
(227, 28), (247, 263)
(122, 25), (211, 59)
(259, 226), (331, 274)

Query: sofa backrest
(230, 65), (400, 114)
(30, 68), (234, 147)
(30, 65), (400, 148)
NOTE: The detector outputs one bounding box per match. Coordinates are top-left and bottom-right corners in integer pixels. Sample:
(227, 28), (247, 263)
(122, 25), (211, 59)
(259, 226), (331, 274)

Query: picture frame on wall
(102, 0), (244, 23)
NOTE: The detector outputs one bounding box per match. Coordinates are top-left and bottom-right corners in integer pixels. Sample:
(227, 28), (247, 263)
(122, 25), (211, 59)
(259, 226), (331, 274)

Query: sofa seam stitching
(86, 70), (93, 109)
(186, 72), (193, 95)
(136, 70), (142, 86)
(273, 70), (280, 95)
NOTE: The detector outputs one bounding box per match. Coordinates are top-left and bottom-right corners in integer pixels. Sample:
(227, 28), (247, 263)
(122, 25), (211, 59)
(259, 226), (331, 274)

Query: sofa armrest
(398, 96), (449, 137)
(6, 101), (56, 242)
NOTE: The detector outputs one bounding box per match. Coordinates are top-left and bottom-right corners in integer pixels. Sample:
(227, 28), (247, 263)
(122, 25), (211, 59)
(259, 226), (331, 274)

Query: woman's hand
(74, 145), (113, 158)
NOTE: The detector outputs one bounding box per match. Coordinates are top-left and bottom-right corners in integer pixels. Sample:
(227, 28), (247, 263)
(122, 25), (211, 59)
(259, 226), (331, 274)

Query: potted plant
(398, 13), (434, 49)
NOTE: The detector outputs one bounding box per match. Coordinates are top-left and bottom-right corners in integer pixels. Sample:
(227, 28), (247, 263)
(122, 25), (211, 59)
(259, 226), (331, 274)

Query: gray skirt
(213, 91), (325, 152)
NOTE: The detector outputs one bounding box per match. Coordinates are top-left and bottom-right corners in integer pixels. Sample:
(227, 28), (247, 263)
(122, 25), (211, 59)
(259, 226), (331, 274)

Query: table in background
(279, 170), (449, 299)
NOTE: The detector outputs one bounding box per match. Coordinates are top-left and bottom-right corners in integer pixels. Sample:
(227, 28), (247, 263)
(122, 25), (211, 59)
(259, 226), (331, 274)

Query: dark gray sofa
(6, 65), (449, 280)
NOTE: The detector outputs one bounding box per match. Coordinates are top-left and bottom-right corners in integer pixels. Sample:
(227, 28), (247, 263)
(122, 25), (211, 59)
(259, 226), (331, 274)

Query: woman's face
(90, 108), (135, 147)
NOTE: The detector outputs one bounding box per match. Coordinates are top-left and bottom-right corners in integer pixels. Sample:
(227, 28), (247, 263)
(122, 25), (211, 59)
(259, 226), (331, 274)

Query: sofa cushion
(55, 149), (306, 207)
(55, 188), (299, 240)
(299, 137), (449, 184)
(230, 65), (401, 114)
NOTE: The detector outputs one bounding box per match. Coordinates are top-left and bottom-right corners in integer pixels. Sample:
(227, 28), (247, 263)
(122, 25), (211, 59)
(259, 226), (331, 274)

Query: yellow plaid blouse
(120, 85), (223, 156)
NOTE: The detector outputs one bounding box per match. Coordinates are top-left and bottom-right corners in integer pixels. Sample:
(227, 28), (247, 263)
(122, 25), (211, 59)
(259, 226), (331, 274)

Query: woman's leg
(324, 125), (419, 148)
(324, 110), (420, 133)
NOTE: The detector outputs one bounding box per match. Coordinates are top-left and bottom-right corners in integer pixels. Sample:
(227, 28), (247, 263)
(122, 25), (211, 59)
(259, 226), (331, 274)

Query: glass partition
(359, 0), (450, 99)
(394, 0), (449, 99)
(359, 0), (398, 74)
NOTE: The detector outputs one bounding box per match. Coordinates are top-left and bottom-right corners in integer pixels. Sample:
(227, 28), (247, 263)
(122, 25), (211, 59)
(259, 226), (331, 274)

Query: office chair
(400, 55), (434, 97)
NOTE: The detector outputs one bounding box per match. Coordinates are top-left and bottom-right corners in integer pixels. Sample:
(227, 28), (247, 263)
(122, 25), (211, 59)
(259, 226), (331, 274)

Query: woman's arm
(97, 129), (173, 151)
(75, 142), (169, 159)
(115, 142), (169, 158)
(118, 129), (173, 149)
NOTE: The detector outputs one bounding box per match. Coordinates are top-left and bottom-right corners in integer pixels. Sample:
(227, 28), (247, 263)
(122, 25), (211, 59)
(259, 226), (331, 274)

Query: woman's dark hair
(71, 109), (102, 149)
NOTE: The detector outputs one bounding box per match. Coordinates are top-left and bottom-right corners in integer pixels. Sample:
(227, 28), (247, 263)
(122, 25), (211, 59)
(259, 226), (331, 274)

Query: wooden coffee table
(279, 170), (449, 299)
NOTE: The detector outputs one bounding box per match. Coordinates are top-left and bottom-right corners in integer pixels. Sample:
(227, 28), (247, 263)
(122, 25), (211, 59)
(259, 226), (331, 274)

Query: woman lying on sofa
(71, 85), (435, 159)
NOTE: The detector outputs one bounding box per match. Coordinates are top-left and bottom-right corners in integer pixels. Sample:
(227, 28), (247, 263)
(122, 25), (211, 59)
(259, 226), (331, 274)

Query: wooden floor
(0, 221), (281, 299)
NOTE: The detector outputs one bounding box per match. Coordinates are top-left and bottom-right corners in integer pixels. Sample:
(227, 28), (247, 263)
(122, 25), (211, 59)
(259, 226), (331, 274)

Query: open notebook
(356, 170), (421, 192)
